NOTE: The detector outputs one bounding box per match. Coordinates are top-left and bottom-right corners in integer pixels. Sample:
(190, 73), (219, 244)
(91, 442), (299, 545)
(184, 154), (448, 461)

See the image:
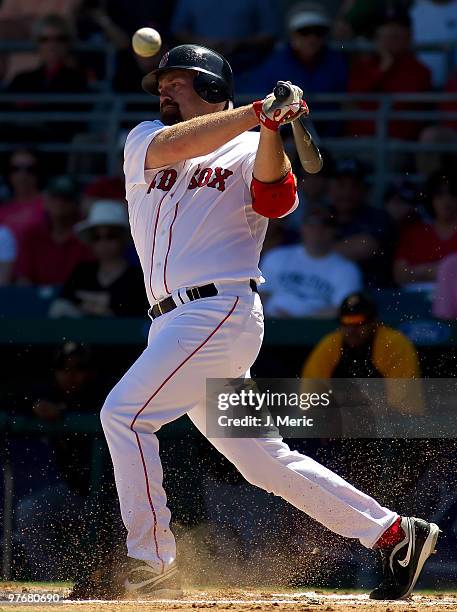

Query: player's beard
(160, 102), (183, 125)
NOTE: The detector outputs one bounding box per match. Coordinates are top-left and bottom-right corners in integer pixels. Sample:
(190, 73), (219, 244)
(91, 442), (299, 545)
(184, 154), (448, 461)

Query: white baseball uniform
(101, 120), (397, 573)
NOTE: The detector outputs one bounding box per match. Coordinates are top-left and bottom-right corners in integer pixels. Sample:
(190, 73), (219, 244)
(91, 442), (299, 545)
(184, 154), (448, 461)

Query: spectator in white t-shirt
(260, 208), (362, 318)
(411, 0), (457, 88)
(0, 224), (17, 285)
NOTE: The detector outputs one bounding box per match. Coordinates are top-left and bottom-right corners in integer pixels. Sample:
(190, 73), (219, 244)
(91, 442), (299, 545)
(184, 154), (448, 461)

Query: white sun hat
(287, 2), (331, 31)
(75, 200), (130, 242)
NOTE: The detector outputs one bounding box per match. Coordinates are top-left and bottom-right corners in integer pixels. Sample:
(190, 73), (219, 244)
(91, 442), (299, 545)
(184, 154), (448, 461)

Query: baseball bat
(273, 83), (323, 174)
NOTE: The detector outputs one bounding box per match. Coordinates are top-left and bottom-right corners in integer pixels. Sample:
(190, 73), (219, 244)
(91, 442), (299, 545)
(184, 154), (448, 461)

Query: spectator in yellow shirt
(302, 292), (424, 415)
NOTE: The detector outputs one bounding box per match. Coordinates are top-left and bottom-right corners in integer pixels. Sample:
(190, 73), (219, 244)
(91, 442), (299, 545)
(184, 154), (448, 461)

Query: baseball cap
(46, 176), (79, 201)
(287, 2), (331, 32)
(332, 158), (367, 181)
(339, 293), (378, 326)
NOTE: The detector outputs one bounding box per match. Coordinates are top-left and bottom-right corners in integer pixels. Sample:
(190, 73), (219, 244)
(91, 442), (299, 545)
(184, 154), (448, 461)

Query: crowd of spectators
(0, 0), (457, 321)
(3, 0), (457, 587)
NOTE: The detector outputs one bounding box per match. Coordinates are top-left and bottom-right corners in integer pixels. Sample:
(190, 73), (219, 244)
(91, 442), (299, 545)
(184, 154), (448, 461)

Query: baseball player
(100, 45), (439, 600)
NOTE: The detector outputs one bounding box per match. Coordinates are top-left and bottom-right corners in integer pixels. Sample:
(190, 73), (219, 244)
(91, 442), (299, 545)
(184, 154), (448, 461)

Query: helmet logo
(159, 52), (169, 68)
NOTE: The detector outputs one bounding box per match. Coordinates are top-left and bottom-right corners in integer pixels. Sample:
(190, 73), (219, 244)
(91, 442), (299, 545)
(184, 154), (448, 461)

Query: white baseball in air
(132, 27), (162, 58)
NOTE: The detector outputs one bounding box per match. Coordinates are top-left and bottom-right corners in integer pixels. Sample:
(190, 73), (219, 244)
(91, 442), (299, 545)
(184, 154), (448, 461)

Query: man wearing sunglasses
(8, 14), (87, 94)
(6, 14), (88, 142)
(16, 176), (92, 285)
(237, 3), (348, 102)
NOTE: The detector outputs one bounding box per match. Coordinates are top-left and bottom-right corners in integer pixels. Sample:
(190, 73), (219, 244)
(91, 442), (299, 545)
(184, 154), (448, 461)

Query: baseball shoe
(69, 572), (125, 601)
(369, 516), (440, 600)
(124, 558), (182, 598)
(67, 554), (126, 600)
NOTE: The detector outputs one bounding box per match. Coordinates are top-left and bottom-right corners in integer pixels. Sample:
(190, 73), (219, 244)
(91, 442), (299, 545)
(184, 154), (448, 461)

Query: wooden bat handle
(273, 81), (323, 174)
(273, 82), (292, 102)
(292, 119), (323, 174)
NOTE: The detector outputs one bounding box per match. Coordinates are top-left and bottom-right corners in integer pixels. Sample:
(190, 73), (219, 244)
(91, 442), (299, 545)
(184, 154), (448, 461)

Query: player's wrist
(258, 124), (284, 146)
(247, 103), (261, 125)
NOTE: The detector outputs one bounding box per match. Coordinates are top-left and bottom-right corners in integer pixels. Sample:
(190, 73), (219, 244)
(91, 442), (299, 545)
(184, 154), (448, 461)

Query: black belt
(150, 280), (258, 320)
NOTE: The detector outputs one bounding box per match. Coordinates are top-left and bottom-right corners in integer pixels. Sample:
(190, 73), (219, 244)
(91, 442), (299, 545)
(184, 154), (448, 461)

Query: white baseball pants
(101, 283), (397, 573)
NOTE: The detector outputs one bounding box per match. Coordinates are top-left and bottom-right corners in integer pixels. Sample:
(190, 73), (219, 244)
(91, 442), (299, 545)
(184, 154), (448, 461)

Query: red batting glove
(281, 99), (310, 124)
(252, 100), (280, 131)
(253, 99), (309, 131)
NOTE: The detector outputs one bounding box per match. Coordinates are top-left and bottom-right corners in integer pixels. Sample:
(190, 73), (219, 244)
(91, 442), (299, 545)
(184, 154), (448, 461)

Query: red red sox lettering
(147, 166), (234, 194)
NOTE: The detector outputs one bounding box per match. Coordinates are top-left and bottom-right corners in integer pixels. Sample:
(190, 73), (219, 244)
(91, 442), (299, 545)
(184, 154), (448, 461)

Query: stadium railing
(2, 91), (457, 204)
(0, 284), (453, 347)
(1, 38), (456, 92)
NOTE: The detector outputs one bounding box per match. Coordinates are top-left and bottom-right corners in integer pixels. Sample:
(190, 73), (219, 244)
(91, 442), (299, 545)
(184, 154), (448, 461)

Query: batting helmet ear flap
(193, 73), (231, 104)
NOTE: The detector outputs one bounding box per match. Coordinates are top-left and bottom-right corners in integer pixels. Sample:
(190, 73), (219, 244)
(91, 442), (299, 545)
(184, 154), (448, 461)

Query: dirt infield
(1, 584), (457, 612)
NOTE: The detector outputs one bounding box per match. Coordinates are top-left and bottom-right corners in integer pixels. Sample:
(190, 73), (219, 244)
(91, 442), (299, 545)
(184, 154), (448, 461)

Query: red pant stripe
(129, 296), (239, 567)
